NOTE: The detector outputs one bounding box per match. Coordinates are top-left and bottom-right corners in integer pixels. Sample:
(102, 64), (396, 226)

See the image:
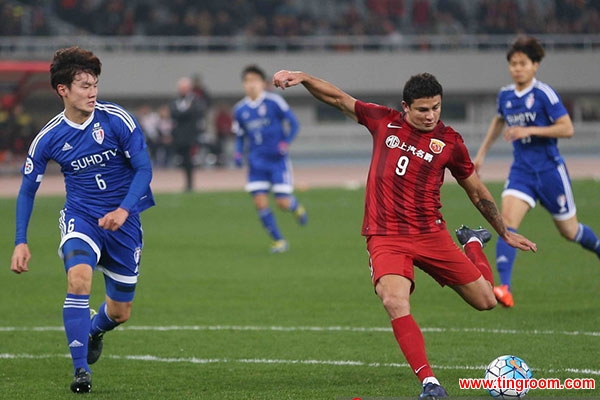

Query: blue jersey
(24, 101), (155, 219)
(497, 78), (569, 172)
(232, 91), (299, 165)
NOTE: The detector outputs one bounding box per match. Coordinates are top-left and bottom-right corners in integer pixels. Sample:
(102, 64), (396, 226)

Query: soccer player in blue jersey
(9, 47), (154, 393)
(233, 65), (307, 253)
(474, 35), (600, 307)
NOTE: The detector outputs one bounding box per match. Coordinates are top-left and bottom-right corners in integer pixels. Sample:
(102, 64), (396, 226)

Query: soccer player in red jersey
(273, 70), (537, 398)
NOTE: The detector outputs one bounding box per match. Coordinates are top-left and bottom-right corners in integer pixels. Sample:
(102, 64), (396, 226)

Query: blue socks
(287, 196), (298, 212)
(90, 302), (119, 337)
(574, 223), (600, 257)
(496, 227), (518, 288)
(63, 294), (91, 374)
(258, 208), (283, 241)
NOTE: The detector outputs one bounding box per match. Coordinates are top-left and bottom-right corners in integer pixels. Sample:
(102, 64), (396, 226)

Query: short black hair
(506, 35), (545, 63)
(242, 64), (266, 81)
(402, 73), (443, 106)
(50, 46), (101, 91)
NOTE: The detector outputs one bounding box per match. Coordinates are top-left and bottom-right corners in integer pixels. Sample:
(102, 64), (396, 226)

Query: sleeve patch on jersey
(24, 157), (34, 175)
(36, 174), (44, 182)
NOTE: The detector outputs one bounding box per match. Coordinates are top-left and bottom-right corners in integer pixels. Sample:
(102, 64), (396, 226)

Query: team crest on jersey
(24, 157), (34, 175)
(385, 135), (400, 149)
(429, 138), (446, 154)
(525, 93), (535, 110)
(506, 100), (512, 109)
(258, 104), (267, 117)
(92, 123), (105, 144)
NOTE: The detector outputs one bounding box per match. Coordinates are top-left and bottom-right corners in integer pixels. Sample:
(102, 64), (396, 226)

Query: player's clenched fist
(273, 70), (304, 89)
(11, 243), (31, 274)
(98, 207), (129, 231)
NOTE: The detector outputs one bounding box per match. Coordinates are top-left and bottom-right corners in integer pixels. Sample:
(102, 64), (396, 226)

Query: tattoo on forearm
(476, 199), (506, 236)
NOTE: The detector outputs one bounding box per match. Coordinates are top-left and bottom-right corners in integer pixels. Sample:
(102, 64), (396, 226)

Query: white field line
(1, 353), (599, 376)
(0, 325), (599, 337)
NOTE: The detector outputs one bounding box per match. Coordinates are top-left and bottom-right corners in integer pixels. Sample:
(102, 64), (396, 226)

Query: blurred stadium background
(0, 0), (599, 174)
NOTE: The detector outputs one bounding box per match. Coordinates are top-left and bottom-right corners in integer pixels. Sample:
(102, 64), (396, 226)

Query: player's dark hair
(402, 73), (443, 106)
(506, 35), (545, 64)
(50, 46), (102, 91)
(242, 64), (266, 81)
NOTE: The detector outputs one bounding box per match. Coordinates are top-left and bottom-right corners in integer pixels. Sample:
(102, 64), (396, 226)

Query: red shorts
(366, 230), (482, 292)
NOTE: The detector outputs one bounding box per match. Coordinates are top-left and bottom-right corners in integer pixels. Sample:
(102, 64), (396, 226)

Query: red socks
(391, 315), (434, 382)
(464, 241), (494, 285)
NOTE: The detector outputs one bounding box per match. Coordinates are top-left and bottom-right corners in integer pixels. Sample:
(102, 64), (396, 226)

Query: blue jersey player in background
(474, 36), (600, 307)
(233, 65), (307, 253)
(10, 47), (155, 393)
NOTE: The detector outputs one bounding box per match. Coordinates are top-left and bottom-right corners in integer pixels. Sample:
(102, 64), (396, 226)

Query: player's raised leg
(455, 225), (494, 284)
(88, 296), (133, 364)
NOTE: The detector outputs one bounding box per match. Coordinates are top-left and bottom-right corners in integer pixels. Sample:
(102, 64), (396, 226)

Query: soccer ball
(484, 355), (533, 399)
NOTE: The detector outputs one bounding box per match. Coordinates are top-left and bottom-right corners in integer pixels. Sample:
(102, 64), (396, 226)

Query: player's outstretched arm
(458, 173), (536, 252)
(11, 243), (31, 274)
(473, 115), (505, 173)
(273, 70), (358, 121)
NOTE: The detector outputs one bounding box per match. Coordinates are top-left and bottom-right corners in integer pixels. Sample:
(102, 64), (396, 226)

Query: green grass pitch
(1, 181), (599, 399)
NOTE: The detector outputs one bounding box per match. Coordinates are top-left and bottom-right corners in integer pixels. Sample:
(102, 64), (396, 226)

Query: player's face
(402, 95), (442, 132)
(508, 52), (538, 90)
(59, 72), (98, 121)
(243, 72), (266, 100)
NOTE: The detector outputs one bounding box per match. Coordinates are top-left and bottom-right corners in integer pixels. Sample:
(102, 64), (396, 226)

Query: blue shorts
(57, 208), (143, 301)
(503, 162), (576, 221)
(245, 157), (293, 195)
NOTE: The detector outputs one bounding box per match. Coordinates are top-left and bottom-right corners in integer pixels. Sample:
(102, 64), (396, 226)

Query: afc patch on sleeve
(24, 157), (34, 175)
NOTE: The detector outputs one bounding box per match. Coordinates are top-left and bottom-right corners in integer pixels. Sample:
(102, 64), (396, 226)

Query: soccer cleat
(493, 284), (515, 308)
(294, 204), (308, 226)
(270, 239), (289, 253)
(455, 225), (492, 247)
(419, 382), (448, 399)
(87, 333), (104, 364)
(87, 309), (104, 365)
(70, 368), (92, 393)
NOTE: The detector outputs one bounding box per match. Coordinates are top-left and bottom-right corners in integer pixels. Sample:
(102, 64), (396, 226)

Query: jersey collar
(63, 110), (95, 130)
(245, 91), (266, 108)
(514, 78), (537, 98)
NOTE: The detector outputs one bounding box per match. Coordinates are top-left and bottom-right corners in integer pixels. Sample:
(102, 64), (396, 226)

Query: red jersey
(355, 100), (474, 236)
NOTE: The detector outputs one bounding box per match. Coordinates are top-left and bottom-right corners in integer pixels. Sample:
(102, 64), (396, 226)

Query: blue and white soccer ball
(484, 355), (533, 399)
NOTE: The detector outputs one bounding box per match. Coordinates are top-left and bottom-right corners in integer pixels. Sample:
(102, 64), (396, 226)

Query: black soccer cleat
(70, 368), (92, 393)
(455, 224), (492, 247)
(419, 382), (448, 399)
(87, 333), (104, 365)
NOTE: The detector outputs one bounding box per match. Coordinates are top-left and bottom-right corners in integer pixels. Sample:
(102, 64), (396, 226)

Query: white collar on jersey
(514, 78), (537, 98)
(244, 91), (266, 108)
(63, 110), (95, 130)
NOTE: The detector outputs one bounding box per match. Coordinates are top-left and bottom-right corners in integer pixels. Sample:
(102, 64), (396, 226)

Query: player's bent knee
(474, 296), (497, 311)
(379, 292), (410, 317)
(106, 300), (132, 323)
(452, 278), (497, 311)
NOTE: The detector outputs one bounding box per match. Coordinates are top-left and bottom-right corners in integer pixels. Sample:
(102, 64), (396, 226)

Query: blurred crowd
(0, 76), (234, 173)
(0, 99), (37, 166)
(2, 0), (599, 38)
